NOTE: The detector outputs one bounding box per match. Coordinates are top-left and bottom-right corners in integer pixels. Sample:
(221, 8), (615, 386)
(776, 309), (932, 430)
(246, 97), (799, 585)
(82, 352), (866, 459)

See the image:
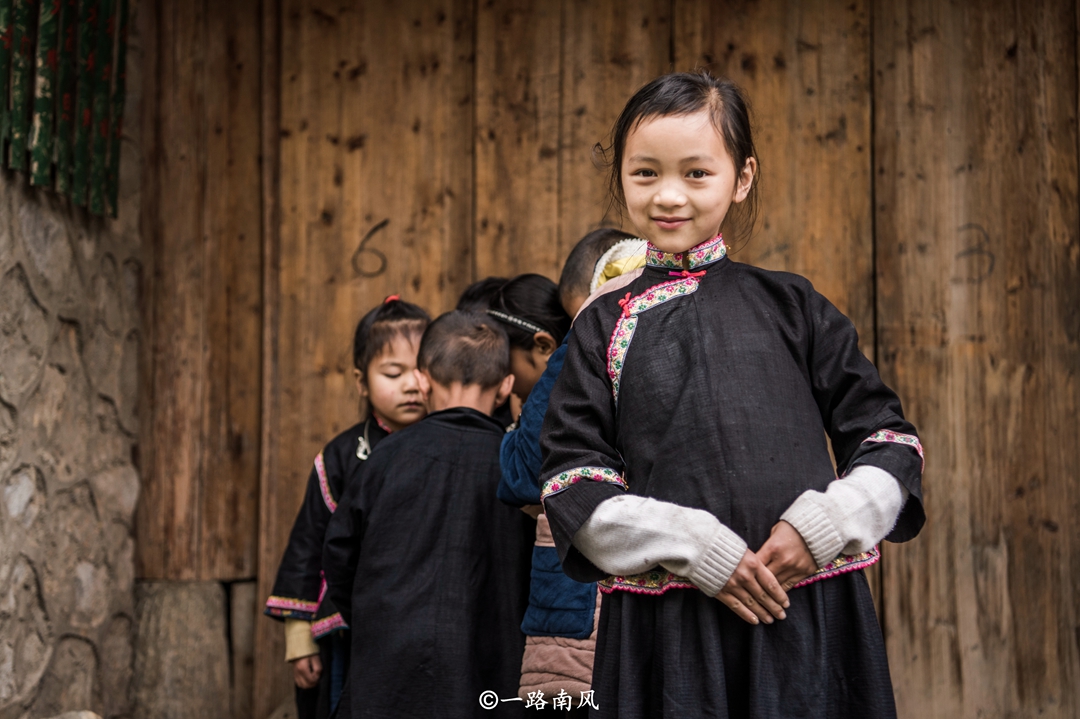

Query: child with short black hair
(265, 296), (430, 719)
(323, 311), (533, 719)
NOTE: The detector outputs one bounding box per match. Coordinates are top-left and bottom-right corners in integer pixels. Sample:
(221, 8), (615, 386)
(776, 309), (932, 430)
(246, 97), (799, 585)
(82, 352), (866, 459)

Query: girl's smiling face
(621, 109), (755, 254)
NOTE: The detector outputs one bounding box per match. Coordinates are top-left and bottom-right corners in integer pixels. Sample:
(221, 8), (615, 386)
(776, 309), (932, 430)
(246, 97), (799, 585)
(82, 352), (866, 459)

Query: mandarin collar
(645, 233), (727, 270)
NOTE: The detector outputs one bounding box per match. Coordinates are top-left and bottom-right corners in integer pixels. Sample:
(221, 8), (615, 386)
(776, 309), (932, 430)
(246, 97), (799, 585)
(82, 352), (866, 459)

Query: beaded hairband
(485, 309), (545, 335)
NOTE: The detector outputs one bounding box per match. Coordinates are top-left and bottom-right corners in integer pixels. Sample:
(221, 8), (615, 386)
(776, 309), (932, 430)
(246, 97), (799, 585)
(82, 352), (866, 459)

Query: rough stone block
(0, 265), (50, 400)
(132, 582), (231, 719)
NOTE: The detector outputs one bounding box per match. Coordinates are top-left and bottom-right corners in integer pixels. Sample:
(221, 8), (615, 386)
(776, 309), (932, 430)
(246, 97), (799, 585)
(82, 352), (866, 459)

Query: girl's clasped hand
(716, 520), (819, 625)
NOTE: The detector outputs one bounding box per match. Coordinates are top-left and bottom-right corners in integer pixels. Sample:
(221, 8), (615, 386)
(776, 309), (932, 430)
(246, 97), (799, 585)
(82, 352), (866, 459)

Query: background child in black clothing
(264, 297), (429, 719)
(323, 311), (533, 719)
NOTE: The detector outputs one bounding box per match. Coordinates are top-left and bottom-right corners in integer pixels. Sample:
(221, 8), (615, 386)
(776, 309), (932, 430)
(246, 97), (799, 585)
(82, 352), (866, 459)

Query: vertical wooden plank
(55, 0), (77, 195)
(136, 0), (264, 584)
(875, 0), (1080, 715)
(87, 0), (113, 214)
(198, 0), (262, 581)
(29, 0), (59, 185)
(253, 0), (284, 710)
(0, 0), (12, 148)
(474, 0), (562, 280)
(558, 0), (671, 249)
(134, 0), (159, 585)
(71, 0), (98, 203)
(135, 0), (206, 581)
(106, 0), (127, 215)
(8, 0), (36, 171)
(255, 0), (476, 712)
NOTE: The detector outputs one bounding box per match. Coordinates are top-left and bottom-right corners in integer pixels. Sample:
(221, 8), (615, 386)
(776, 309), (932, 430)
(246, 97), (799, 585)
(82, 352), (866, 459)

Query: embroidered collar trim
(645, 233), (727, 270)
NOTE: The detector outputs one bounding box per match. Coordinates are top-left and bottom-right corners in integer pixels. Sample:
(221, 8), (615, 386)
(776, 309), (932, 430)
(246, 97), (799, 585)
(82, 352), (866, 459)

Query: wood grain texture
(558, 0), (671, 249)
(253, 0), (284, 713)
(136, 0), (263, 582)
(874, 0), (1080, 715)
(199, 0), (263, 580)
(254, 0), (476, 712)
(136, 0), (206, 580)
(474, 0), (562, 280)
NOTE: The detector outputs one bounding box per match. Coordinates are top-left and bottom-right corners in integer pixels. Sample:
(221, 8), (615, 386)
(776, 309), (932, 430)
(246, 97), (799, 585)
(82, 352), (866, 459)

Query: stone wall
(0, 8), (143, 717)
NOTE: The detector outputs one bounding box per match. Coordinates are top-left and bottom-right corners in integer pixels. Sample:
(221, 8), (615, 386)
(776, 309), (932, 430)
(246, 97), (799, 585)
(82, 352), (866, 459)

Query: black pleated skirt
(589, 571), (896, 719)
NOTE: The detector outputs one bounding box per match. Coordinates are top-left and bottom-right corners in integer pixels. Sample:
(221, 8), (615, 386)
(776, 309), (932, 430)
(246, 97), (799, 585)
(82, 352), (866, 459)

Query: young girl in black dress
(265, 296), (429, 719)
(539, 71), (925, 718)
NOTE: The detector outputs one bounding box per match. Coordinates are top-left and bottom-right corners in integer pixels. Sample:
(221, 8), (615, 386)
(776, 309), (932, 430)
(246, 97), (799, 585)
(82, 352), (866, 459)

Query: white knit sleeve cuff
(685, 524), (748, 597)
(781, 492), (845, 568)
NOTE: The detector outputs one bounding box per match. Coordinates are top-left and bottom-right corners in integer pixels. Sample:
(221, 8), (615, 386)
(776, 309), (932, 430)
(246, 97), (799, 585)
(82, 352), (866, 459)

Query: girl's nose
(653, 185), (687, 209)
(402, 370), (420, 391)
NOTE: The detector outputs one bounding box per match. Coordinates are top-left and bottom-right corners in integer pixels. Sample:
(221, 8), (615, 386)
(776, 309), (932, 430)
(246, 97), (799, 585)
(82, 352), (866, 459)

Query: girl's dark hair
(352, 297), (431, 375)
(598, 70), (760, 247)
(455, 276), (509, 312)
(488, 274), (571, 350)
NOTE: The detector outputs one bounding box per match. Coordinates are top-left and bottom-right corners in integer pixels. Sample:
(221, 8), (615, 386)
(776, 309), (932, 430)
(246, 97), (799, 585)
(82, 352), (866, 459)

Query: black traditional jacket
(540, 235), (924, 595)
(323, 407), (532, 719)
(265, 417), (389, 638)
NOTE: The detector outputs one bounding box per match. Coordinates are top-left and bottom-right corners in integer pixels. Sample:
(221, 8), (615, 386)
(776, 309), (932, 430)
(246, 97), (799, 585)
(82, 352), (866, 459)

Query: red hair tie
(384, 294), (400, 303)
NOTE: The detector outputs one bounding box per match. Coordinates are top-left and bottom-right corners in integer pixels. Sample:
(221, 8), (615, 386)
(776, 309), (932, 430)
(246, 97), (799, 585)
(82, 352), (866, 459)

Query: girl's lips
(653, 217), (690, 230)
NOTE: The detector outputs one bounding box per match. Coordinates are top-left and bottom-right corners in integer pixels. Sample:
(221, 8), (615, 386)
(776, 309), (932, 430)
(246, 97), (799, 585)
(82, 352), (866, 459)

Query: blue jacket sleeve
(497, 337), (570, 507)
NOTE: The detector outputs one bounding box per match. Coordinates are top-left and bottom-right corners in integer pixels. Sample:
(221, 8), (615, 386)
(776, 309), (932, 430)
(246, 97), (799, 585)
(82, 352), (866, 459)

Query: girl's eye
(632, 169), (657, 178)
(688, 170), (708, 179)
(383, 372), (402, 379)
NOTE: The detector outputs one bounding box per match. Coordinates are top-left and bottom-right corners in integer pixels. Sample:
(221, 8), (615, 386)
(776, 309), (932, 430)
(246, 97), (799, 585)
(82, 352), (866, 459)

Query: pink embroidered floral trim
(607, 315), (639, 404)
(540, 466), (626, 502)
(265, 595), (319, 618)
(311, 612), (348, 639)
(646, 234), (727, 270)
(598, 547), (881, 596)
(315, 452), (336, 512)
(863, 430), (924, 471)
(599, 570), (697, 596)
(793, 546), (881, 589)
(607, 276), (702, 405)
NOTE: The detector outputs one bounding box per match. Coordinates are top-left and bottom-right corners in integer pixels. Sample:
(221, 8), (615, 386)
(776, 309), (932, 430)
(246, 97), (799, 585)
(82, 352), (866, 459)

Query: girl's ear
(734, 156), (757, 203)
(532, 331), (558, 358)
(354, 368), (368, 398)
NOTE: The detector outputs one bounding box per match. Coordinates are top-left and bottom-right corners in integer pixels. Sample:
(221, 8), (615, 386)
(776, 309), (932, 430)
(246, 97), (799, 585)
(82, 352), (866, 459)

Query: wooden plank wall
(874, 0), (1080, 715)
(137, 0), (1080, 716)
(136, 0), (263, 581)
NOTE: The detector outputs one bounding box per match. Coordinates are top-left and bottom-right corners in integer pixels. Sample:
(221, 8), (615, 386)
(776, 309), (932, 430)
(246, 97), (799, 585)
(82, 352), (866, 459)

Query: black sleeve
(322, 459), (372, 627)
(805, 286), (925, 542)
(265, 456), (336, 620)
(539, 307), (627, 582)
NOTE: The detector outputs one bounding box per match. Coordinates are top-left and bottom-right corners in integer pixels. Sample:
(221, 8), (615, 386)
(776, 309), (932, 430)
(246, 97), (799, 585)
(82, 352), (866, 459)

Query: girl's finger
(717, 591), (759, 625)
(749, 584), (787, 620)
(754, 560), (790, 608)
(734, 587), (775, 624)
